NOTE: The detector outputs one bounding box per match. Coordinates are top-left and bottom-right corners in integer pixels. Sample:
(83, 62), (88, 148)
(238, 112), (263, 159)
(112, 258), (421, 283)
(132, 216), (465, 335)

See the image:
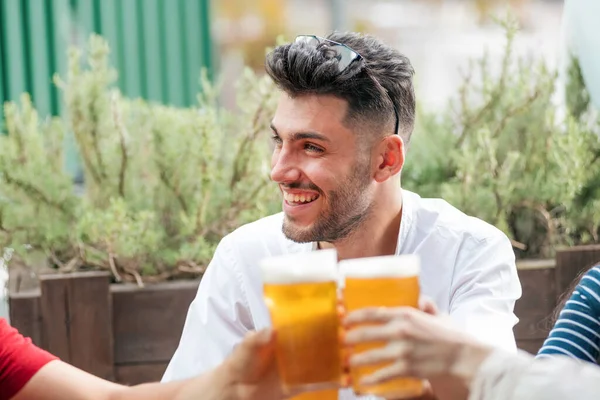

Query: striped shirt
(537, 265), (600, 363)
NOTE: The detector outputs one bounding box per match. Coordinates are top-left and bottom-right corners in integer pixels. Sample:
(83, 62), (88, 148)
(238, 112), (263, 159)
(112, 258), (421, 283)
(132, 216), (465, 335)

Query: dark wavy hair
(265, 32), (416, 145)
(552, 260), (600, 324)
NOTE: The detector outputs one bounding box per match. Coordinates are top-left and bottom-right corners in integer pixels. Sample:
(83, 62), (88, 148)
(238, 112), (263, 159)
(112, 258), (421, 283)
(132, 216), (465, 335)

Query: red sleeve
(0, 318), (58, 400)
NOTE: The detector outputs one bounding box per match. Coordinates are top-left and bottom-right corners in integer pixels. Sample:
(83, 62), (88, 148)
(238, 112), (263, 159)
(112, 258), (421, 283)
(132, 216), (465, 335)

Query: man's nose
(270, 150), (301, 183)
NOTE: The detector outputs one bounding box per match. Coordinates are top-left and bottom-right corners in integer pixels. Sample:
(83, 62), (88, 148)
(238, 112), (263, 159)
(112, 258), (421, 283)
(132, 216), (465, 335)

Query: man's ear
(373, 135), (405, 183)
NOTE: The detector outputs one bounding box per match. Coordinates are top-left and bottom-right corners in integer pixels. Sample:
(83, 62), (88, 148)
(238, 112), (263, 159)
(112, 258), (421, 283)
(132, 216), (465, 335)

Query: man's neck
(319, 189), (403, 261)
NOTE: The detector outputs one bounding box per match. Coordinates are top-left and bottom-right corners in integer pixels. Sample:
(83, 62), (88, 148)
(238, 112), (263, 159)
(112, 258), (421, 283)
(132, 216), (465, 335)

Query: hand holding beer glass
(340, 254), (423, 399)
(260, 249), (343, 395)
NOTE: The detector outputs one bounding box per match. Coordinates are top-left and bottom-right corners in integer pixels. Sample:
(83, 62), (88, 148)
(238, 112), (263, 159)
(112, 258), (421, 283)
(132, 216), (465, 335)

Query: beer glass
(340, 254), (423, 399)
(290, 389), (338, 400)
(260, 249), (342, 394)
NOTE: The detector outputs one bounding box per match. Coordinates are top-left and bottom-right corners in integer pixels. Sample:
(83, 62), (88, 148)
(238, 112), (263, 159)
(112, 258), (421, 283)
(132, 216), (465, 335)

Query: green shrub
(404, 17), (600, 258)
(0, 35), (280, 284)
(3, 18), (600, 281)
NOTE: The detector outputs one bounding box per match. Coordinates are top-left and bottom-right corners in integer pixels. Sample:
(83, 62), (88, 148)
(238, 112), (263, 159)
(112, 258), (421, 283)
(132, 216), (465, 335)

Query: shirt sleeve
(449, 232), (522, 351)
(470, 349), (600, 400)
(0, 318), (58, 400)
(537, 265), (600, 362)
(161, 235), (255, 382)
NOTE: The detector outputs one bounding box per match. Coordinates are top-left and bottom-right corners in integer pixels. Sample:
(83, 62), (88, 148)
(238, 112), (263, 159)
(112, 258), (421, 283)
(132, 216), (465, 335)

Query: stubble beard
(282, 160), (373, 244)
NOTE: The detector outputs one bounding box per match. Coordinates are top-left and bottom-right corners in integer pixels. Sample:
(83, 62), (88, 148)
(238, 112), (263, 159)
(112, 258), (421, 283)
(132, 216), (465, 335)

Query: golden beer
(261, 249), (342, 393)
(340, 254), (423, 399)
(290, 389), (339, 400)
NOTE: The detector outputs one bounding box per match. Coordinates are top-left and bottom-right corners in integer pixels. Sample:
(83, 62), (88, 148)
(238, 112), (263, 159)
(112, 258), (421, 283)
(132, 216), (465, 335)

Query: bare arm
(12, 359), (232, 400)
(12, 329), (282, 400)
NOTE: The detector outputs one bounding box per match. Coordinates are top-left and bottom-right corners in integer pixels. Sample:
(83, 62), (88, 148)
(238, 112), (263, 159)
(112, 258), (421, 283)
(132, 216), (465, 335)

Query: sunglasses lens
(295, 35), (320, 47)
(295, 36), (359, 73)
(331, 45), (358, 72)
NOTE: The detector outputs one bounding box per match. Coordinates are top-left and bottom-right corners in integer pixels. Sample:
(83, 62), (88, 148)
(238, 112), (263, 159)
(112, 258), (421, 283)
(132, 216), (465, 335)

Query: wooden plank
(140, 0), (164, 102)
(8, 265), (42, 293)
(66, 272), (114, 380)
(40, 274), (71, 360)
(513, 267), (556, 340)
(8, 289), (43, 347)
(516, 258), (555, 270)
(115, 362), (168, 385)
(112, 280), (199, 364)
(555, 245), (600, 298)
(40, 272), (114, 380)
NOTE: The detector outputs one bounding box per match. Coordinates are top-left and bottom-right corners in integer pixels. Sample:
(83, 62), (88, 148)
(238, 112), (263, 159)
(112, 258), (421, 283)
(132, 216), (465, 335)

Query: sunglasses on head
(294, 34), (400, 136)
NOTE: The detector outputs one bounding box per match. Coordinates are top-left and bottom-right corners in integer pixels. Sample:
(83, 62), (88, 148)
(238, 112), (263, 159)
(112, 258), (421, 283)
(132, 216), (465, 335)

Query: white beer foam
(260, 249), (338, 284)
(339, 254), (420, 278)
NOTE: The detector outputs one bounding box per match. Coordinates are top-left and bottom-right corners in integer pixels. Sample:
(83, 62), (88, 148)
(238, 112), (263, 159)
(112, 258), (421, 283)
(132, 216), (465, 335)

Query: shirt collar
(396, 188), (413, 255)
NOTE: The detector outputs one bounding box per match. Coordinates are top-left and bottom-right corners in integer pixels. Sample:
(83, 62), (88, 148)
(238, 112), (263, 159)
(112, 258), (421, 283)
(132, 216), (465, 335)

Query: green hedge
(403, 18), (600, 259)
(0, 35), (279, 284)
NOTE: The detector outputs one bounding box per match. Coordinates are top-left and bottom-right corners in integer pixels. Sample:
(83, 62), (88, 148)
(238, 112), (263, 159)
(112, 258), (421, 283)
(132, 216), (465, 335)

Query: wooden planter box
(514, 245), (600, 353)
(8, 244), (600, 384)
(9, 272), (199, 385)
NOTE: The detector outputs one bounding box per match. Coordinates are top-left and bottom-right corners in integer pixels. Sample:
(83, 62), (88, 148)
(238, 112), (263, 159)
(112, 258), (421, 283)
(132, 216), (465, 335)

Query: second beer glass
(340, 254), (423, 399)
(260, 249), (342, 394)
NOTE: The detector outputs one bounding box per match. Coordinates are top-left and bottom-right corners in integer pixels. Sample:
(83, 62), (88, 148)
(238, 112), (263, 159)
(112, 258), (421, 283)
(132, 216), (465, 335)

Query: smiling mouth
(283, 192), (320, 206)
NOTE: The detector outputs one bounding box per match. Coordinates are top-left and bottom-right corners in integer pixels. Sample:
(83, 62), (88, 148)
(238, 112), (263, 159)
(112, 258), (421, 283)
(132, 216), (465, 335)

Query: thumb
(245, 328), (274, 347)
(232, 329), (276, 378)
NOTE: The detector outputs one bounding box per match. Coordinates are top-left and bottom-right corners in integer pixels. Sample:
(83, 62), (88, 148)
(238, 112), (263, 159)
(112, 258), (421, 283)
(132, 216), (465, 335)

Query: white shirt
(162, 190), (522, 399)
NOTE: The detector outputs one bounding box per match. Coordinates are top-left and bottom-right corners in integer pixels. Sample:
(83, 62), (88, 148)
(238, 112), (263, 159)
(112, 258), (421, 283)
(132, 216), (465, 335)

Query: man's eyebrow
(269, 122), (330, 142)
(290, 132), (330, 142)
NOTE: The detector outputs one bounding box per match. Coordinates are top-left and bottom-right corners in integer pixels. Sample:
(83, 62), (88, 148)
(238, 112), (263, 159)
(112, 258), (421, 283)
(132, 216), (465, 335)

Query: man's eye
(271, 135), (283, 145)
(305, 143), (324, 153)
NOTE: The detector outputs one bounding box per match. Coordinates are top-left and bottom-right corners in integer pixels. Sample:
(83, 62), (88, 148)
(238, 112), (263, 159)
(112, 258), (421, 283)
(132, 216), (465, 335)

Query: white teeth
(284, 192), (319, 204)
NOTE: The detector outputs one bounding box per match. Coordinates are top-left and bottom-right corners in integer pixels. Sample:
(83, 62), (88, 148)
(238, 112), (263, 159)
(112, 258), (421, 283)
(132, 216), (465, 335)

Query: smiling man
(162, 33), (522, 399)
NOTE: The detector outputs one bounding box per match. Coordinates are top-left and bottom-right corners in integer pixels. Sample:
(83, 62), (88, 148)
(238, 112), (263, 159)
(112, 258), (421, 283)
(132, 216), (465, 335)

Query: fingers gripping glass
(294, 35), (400, 136)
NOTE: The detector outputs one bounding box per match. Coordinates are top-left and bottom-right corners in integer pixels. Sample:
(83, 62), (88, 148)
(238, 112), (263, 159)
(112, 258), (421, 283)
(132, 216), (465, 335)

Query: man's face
(270, 94), (374, 243)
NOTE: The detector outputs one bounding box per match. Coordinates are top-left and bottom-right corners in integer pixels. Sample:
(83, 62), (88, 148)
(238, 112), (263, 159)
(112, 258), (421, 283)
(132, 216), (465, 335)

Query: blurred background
(1, 0), (600, 383)
(215, 0), (565, 111)
(0, 0), (571, 119)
